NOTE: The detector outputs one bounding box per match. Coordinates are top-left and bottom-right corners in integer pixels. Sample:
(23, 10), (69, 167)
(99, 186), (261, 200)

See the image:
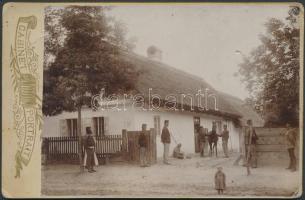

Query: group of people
(160, 120), (231, 163)
(234, 120), (297, 175)
(82, 118), (298, 195)
(197, 123), (230, 158)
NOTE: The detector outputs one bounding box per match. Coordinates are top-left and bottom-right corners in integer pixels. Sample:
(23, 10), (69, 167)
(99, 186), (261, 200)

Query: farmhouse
(43, 48), (263, 157)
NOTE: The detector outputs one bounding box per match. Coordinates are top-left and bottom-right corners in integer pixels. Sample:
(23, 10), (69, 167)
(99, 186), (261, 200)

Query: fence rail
(42, 135), (123, 163)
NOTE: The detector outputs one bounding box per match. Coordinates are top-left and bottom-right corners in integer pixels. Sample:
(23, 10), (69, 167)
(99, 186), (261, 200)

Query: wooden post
(122, 129), (127, 160)
(150, 128), (156, 164)
(46, 138), (49, 165)
(77, 106), (84, 172)
(234, 126), (246, 166)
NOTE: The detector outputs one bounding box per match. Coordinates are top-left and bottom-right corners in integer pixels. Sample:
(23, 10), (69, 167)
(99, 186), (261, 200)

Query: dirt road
(42, 154), (300, 197)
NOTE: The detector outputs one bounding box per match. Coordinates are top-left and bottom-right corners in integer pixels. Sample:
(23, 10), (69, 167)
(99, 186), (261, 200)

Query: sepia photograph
(38, 3), (302, 197)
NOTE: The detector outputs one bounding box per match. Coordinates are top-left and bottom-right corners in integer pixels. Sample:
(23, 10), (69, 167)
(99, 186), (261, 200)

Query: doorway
(193, 116), (200, 152)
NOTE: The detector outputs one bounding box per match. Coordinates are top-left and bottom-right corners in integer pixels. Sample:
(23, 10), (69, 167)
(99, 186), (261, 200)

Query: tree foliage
(238, 6), (300, 127)
(43, 6), (139, 116)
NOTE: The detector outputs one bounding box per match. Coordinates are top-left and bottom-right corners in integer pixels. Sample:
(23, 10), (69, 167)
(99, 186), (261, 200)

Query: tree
(43, 6), (139, 170)
(237, 6), (300, 127)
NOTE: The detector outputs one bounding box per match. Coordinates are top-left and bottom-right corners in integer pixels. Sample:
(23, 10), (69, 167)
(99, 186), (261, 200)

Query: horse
(208, 130), (219, 157)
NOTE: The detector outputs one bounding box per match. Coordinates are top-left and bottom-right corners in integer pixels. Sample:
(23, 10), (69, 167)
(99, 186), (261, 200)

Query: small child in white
(214, 166), (226, 195)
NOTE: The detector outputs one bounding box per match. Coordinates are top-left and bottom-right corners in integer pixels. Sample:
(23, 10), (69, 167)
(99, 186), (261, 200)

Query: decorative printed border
(9, 16), (42, 178)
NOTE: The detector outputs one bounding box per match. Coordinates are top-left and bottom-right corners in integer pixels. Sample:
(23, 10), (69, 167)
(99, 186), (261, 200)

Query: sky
(107, 4), (290, 100)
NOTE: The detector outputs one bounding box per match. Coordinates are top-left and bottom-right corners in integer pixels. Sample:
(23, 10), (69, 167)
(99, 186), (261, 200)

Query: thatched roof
(121, 51), (246, 119)
(218, 92), (264, 126)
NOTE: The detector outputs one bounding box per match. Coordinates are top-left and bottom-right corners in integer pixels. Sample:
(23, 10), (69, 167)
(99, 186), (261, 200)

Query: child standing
(214, 166), (226, 195)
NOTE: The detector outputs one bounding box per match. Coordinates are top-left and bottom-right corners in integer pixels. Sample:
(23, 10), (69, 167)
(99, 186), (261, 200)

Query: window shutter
(104, 117), (109, 135)
(154, 116), (161, 135)
(59, 119), (68, 136)
(92, 117), (97, 136)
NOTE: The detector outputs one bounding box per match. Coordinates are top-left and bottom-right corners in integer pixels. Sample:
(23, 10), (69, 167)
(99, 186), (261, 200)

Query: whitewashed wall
(133, 109), (195, 158)
(42, 107), (136, 137)
(132, 109), (240, 158)
(42, 106), (241, 158)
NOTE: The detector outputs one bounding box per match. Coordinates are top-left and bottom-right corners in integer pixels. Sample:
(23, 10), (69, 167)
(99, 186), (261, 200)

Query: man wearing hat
(198, 126), (206, 157)
(138, 124), (149, 167)
(245, 119), (258, 175)
(285, 123), (297, 172)
(161, 120), (171, 164)
(218, 124), (229, 158)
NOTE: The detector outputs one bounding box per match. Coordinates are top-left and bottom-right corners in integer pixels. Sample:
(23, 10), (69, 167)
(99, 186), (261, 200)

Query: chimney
(147, 45), (162, 61)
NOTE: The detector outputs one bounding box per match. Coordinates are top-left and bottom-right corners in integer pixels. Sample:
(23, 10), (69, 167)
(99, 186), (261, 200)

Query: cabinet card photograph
(2, 2), (304, 198)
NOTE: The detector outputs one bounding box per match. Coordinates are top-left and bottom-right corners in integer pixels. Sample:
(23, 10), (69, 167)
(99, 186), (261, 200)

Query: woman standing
(84, 127), (98, 173)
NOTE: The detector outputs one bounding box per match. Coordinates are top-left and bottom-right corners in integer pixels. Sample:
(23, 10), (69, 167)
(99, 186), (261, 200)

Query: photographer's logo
(10, 16), (42, 178)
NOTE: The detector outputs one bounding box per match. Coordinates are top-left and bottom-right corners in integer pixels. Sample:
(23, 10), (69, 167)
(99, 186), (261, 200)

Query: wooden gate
(241, 127), (299, 165)
(122, 128), (157, 165)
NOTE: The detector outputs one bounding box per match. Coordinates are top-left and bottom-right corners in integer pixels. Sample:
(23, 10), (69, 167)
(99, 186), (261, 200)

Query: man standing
(161, 120), (171, 164)
(198, 126), (206, 157)
(245, 119), (258, 175)
(285, 123), (297, 172)
(218, 125), (229, 158)
(138, 124), (148, 167)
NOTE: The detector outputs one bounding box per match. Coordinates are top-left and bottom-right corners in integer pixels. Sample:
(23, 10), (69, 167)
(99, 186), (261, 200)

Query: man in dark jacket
(198, 126), (206, 157)
(84, 127), (97, 173)
(161, 120), (171, 164)
(218, 125), (229, 158)
(285, 123), (297, 172)
(245, 119), (258, 175)
(138, 124), (148, 167)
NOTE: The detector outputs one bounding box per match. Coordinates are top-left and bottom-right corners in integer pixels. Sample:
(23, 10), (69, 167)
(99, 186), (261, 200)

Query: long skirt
(83, 148), (99, 167)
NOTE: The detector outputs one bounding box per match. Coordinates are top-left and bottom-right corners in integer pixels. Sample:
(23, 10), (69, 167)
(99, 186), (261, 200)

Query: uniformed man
(138, 124), (148, 167)
(245, 119), (258, 175)
(218, 125), (229, 158)
(285, 123), (297, 172)
(161, 120), (171, 164)
(198, 126), (206, 157)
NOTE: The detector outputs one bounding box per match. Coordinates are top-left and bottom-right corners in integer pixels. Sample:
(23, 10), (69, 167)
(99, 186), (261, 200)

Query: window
(154, 115), (161, 135)
(93, 117), (105, 136)
(215, 120), (222, 133)
(67, 119), (78, 137)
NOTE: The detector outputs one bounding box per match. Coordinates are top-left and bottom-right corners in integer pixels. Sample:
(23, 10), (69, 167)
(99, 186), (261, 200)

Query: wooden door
(193, 117), (201, 153)
(126, 129), (157, 164)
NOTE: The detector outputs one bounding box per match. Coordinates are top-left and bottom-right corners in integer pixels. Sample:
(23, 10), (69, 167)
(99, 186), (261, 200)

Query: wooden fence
(240, 127), (300, 166)
(42, 135), (123, 164)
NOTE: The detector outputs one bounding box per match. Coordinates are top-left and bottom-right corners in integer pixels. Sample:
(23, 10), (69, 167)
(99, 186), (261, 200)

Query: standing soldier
(161, 120), (171, 165)
(138, 124), (148, 167)
(84, 127), (98, 173)
(199, 126), (206, 157)
(218, 125), (229, 158)
(245, 119), (258, 175)
(285, 123), (297, 172)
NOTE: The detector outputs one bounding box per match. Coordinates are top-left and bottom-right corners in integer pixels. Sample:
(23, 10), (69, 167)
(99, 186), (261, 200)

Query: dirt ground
(41, 153), (301, 198)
